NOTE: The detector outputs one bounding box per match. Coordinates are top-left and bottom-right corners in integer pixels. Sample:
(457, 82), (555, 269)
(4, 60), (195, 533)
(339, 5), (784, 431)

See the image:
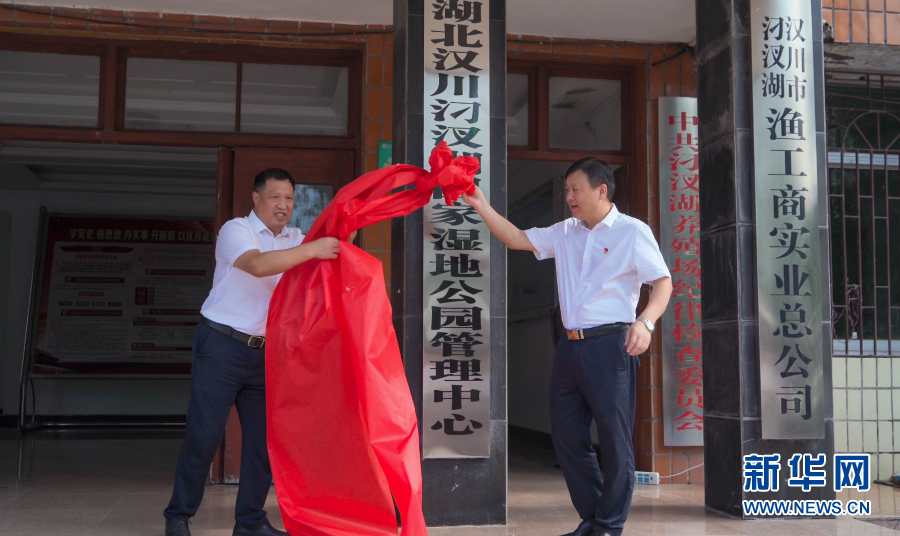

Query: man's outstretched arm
(461, 186), (536, 251)
(234, 230), (358, 278)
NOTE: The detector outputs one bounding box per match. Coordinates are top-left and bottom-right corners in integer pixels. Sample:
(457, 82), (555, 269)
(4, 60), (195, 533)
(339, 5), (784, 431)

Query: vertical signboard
(658, 97), (704, 446)
(751, 0), (824, 439)
(422, 0), (491, 458)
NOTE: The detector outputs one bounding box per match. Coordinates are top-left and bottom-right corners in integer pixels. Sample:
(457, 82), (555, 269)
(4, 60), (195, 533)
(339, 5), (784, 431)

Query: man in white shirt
(164, 168), (350, 536)
(462, 158), (672, 536)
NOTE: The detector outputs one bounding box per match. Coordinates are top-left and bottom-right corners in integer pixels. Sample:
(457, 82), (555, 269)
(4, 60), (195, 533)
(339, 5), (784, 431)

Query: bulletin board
(23, 211), (215, 378)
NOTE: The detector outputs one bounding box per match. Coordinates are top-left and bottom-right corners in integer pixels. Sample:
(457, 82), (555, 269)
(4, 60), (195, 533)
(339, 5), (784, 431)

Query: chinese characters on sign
(751, 0), (824, 439)
(423, 0), (491, 458)
(742, 453), (870, 493)
(658, 97), (703, 446)
(32, 216), (214, 376)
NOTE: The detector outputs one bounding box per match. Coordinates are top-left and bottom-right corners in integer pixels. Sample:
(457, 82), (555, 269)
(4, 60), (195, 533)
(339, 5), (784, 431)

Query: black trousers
(550, 332), (639, 536)
(165, 323), (272, 528)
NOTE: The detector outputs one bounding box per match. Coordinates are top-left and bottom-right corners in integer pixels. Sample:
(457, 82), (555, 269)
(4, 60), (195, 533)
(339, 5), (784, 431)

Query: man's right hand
(307, 237), (341, 259)
(461, 185), (536, 252)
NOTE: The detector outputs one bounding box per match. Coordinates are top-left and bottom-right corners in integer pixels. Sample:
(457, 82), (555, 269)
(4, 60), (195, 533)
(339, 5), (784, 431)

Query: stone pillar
(391, 0), (507, 526)
(696, 0), (834, 517)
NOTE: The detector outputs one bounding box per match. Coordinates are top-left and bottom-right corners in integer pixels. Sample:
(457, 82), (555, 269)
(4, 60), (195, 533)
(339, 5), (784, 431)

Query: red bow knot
(416, 141), (479, 205)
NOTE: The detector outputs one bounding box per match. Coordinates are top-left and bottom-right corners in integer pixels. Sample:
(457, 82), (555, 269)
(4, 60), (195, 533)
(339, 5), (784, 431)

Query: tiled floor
(1, 428), (899, 536)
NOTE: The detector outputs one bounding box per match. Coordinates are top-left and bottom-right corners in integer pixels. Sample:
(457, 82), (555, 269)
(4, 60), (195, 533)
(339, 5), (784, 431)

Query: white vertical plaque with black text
(751, 0), (825, 439)
(422, 0), (491, 458)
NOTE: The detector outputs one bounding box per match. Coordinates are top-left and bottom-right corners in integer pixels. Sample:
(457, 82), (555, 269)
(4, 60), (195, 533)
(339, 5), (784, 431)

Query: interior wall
(1, 189), (213, 417)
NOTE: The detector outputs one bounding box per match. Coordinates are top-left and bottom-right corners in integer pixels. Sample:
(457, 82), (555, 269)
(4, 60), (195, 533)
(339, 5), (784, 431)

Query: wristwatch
(636, 316), (655, 333)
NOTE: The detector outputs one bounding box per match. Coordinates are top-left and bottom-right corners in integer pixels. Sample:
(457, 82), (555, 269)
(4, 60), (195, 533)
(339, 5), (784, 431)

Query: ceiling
(21, 0), (696, 43)
(0, 140), (218, 195)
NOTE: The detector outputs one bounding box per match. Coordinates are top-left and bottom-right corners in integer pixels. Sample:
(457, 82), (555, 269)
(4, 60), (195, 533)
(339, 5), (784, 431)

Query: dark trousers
(550, 332), (639, 536)
(165, 323), (271, 528)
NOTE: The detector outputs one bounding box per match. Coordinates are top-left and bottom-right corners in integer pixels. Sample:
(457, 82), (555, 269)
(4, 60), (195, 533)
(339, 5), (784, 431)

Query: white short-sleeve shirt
(524, 205), (671, 330)
(200, 211), (305, 336)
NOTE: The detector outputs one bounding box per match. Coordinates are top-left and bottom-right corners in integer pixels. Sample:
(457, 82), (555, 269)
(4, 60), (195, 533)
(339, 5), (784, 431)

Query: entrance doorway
(215, 146), (357, 483)
(506, 160), (631, 442)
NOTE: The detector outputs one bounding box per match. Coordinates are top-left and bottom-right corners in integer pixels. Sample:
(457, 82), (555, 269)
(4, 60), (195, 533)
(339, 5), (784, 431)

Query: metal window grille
(827, 72), (900, 356)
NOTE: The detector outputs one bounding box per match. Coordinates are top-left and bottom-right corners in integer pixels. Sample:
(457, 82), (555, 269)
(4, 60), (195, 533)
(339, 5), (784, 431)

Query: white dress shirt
(524, 205), (671, 330)
(200, 211), (305, 336)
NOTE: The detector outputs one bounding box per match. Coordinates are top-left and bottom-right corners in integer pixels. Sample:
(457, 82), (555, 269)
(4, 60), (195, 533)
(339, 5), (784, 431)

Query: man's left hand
(624, 321), (652, 356)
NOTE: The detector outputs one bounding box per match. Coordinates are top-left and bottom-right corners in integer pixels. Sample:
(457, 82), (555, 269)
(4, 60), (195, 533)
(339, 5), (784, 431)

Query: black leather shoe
(232, 518), (289, 536)
(165, 516), (192, 536)
(561, 520), (595, 536)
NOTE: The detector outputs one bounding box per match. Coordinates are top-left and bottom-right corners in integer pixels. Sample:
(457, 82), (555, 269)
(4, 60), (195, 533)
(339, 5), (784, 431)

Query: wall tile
(895, 423), (900, 457)
(689, 463), (704, 486)
(889, 14), (900, 45)
(879, 453), (894, 480)
(834, 357), (846, 388)
(893, 358), (900, 386)
(863, 390), (878, 420)
(863, 358), (878, 387)
(869, 456), (879, 484)
(15, 7), (54, 29)
(834, 388), (847, 420)
(894, 389), (900, 418)
(880, 421), (894, 453)
(847, 358), (862, 387)
(834, 420), (849, 452)
(878, 358), (892, 387)
(671, 454), (689, 484)
(873, 0), (886, 10)
(878, 389), (893, 421)
(834, 10), (851, 41)
(870, 12), (886, 44)
(194, 15), (232, 39)
(847, 389), (862, 420)
(864, 421), (878, 452)
(889, 0), (900, 12)
(848, 421), (863, 451)
(851, 10), (868, 42)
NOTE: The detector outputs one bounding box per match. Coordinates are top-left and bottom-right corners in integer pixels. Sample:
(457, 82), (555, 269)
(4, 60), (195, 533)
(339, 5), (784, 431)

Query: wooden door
(208, 147), (356, 484)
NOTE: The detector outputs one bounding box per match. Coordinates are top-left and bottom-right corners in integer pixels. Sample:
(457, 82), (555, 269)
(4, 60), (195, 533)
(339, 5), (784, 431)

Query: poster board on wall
(25, 212), (215, 377)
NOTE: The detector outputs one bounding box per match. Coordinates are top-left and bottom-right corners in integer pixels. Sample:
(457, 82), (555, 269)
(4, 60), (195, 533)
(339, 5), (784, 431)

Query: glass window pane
(289, 184), (334, 233)
(241, 64), (348, 136)
(125, 58), (236, 131)
(549, 77), (621, 151)
(507, 73), (529, 146)
(0, 50), (99, 127)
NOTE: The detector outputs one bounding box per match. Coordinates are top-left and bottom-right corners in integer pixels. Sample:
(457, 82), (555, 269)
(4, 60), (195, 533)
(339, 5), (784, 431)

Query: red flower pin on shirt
(604, 248), (610, 254)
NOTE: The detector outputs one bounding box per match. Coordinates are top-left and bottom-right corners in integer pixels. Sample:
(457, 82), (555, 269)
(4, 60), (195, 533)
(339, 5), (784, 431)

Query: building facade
(0, 0), (895, 521)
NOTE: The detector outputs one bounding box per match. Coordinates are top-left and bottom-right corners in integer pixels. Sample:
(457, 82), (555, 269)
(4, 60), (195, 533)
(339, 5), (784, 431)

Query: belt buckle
(567, 329), (584, 341)
(247, 336), (265, 349)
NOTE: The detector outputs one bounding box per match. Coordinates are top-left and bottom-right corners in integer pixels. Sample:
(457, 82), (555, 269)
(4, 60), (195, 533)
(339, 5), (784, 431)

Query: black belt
(200, 317), (265, 349)
(566, 322), (631, 341)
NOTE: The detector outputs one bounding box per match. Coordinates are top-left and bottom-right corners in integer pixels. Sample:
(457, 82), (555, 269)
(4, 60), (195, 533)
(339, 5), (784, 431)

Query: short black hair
(565, 157), (615, 201)
(253, 168), (295, 193)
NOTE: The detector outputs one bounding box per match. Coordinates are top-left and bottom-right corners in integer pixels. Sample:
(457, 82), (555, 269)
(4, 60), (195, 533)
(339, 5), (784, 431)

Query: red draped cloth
(266, 143), (478, 536)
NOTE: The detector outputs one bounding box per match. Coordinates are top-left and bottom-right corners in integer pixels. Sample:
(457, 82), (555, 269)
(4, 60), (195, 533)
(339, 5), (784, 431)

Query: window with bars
(827, 72), (900, 356)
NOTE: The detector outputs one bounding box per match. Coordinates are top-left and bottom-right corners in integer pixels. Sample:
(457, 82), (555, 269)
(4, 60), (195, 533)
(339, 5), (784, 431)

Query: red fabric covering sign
(266, 142), (478, 536)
